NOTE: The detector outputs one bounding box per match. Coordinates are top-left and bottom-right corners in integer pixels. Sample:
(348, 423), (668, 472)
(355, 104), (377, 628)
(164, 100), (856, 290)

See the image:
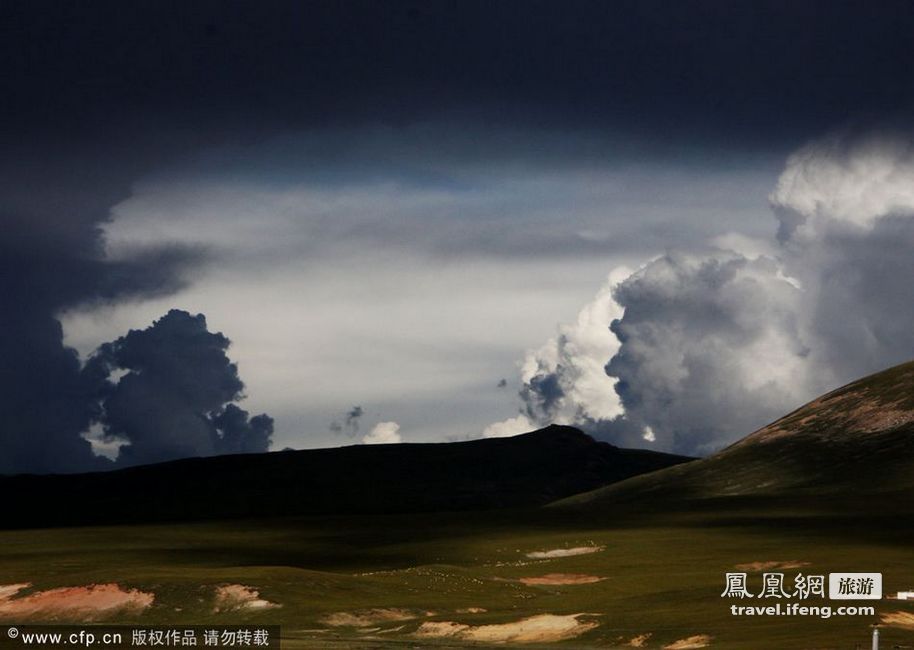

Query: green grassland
(2, 504), (913, 649)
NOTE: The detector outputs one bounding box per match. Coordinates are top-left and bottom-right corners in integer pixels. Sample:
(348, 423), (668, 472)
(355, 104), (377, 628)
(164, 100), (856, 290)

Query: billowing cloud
(485, 268), (629, 438)
(770, 128), (914, 242)
(211, 404), (274, 455)
(86, 310), (272, 466)
(772, 129), (914, 385)
(363, 421), (401, 445)
(606, 250), (807, 454)
(520, 267), (633, 425)
(497, 128), (914, 455)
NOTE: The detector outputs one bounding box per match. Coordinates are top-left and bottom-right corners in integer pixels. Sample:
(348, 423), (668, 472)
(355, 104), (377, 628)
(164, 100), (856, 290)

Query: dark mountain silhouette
(556, 360), (914, 512)
(0, 424), (690, 529)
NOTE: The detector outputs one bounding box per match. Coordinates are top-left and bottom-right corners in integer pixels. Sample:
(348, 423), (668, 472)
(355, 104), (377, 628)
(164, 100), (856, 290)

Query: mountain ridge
(0, 424), (691, 529)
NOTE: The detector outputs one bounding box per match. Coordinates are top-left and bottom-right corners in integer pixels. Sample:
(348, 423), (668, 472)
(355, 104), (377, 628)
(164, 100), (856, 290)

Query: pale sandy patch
(414, 613), (600, 643)
(456, 607), (487, 614)
(733, 561), (810, 572)
(881, 611), (914, 630)
(0, 583), (153, 621)
(213, 585), (280, 613)
(525, 546), (604, 559)
(627, 632), (652, 647)
(663, 634), (713, 649)
(321, 608), (431, 627)
(518, 574), (604, 586)
(0, 584), (30, 601)
(416, 621), (469, 638)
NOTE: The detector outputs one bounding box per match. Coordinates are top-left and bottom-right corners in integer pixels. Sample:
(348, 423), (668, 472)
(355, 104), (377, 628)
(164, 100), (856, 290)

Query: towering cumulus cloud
(606, 251), (806, 454)
(495, 129), (914, 455)
(86, 310), (273, 466)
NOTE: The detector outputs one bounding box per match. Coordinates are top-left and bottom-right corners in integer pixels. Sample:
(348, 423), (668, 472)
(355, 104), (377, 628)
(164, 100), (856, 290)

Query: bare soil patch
(626, 632), (652, 647)
(733, 561), (810, 572)
(0, 583), (153, 621)
(525, 546), (604, 559)
(518, 574), (605, 586)
(414, 613), (600, 643)
(321, 608), (431, 627)
(213, 585), (279, 613)
(663, 634), (713, 649)
(881, 611), (914, 630)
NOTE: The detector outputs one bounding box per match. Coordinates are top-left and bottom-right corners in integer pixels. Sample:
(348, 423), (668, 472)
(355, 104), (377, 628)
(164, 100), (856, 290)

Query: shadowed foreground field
(4, 364), (914, 647)
(2, 504), (913, 649)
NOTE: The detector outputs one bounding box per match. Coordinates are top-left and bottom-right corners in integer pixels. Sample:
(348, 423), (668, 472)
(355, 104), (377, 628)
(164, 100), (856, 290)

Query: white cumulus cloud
(518, 267), (631, 424)
(362, 421), (402, 445)
(770, 128), (914, 242)
(482, 414), (534, 438)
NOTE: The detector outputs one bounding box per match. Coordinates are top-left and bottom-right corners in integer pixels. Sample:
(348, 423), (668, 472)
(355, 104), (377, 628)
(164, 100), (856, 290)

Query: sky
(3, 1), (914, 472)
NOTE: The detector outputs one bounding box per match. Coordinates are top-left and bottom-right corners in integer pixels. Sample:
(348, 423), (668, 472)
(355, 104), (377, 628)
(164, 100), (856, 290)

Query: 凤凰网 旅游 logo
(721, 571), (882, 600)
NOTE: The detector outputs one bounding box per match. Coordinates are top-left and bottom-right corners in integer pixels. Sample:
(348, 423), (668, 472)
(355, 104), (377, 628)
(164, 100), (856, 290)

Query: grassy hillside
(556, 361), (914, 512)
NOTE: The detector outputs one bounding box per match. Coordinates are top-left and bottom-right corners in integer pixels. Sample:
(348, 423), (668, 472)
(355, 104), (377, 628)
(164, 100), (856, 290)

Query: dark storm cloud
(210, 405), (274, 455)
(0, 314), (105, 474)
(520, 373), (566, 424)
(347, 406), (365, 429)
(3, 0), (914, 146)
(0, 254), (197, 475)
(86, 310), (272, 466)
(330, 406), (365, 437)
(0, 149), (203, 474)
